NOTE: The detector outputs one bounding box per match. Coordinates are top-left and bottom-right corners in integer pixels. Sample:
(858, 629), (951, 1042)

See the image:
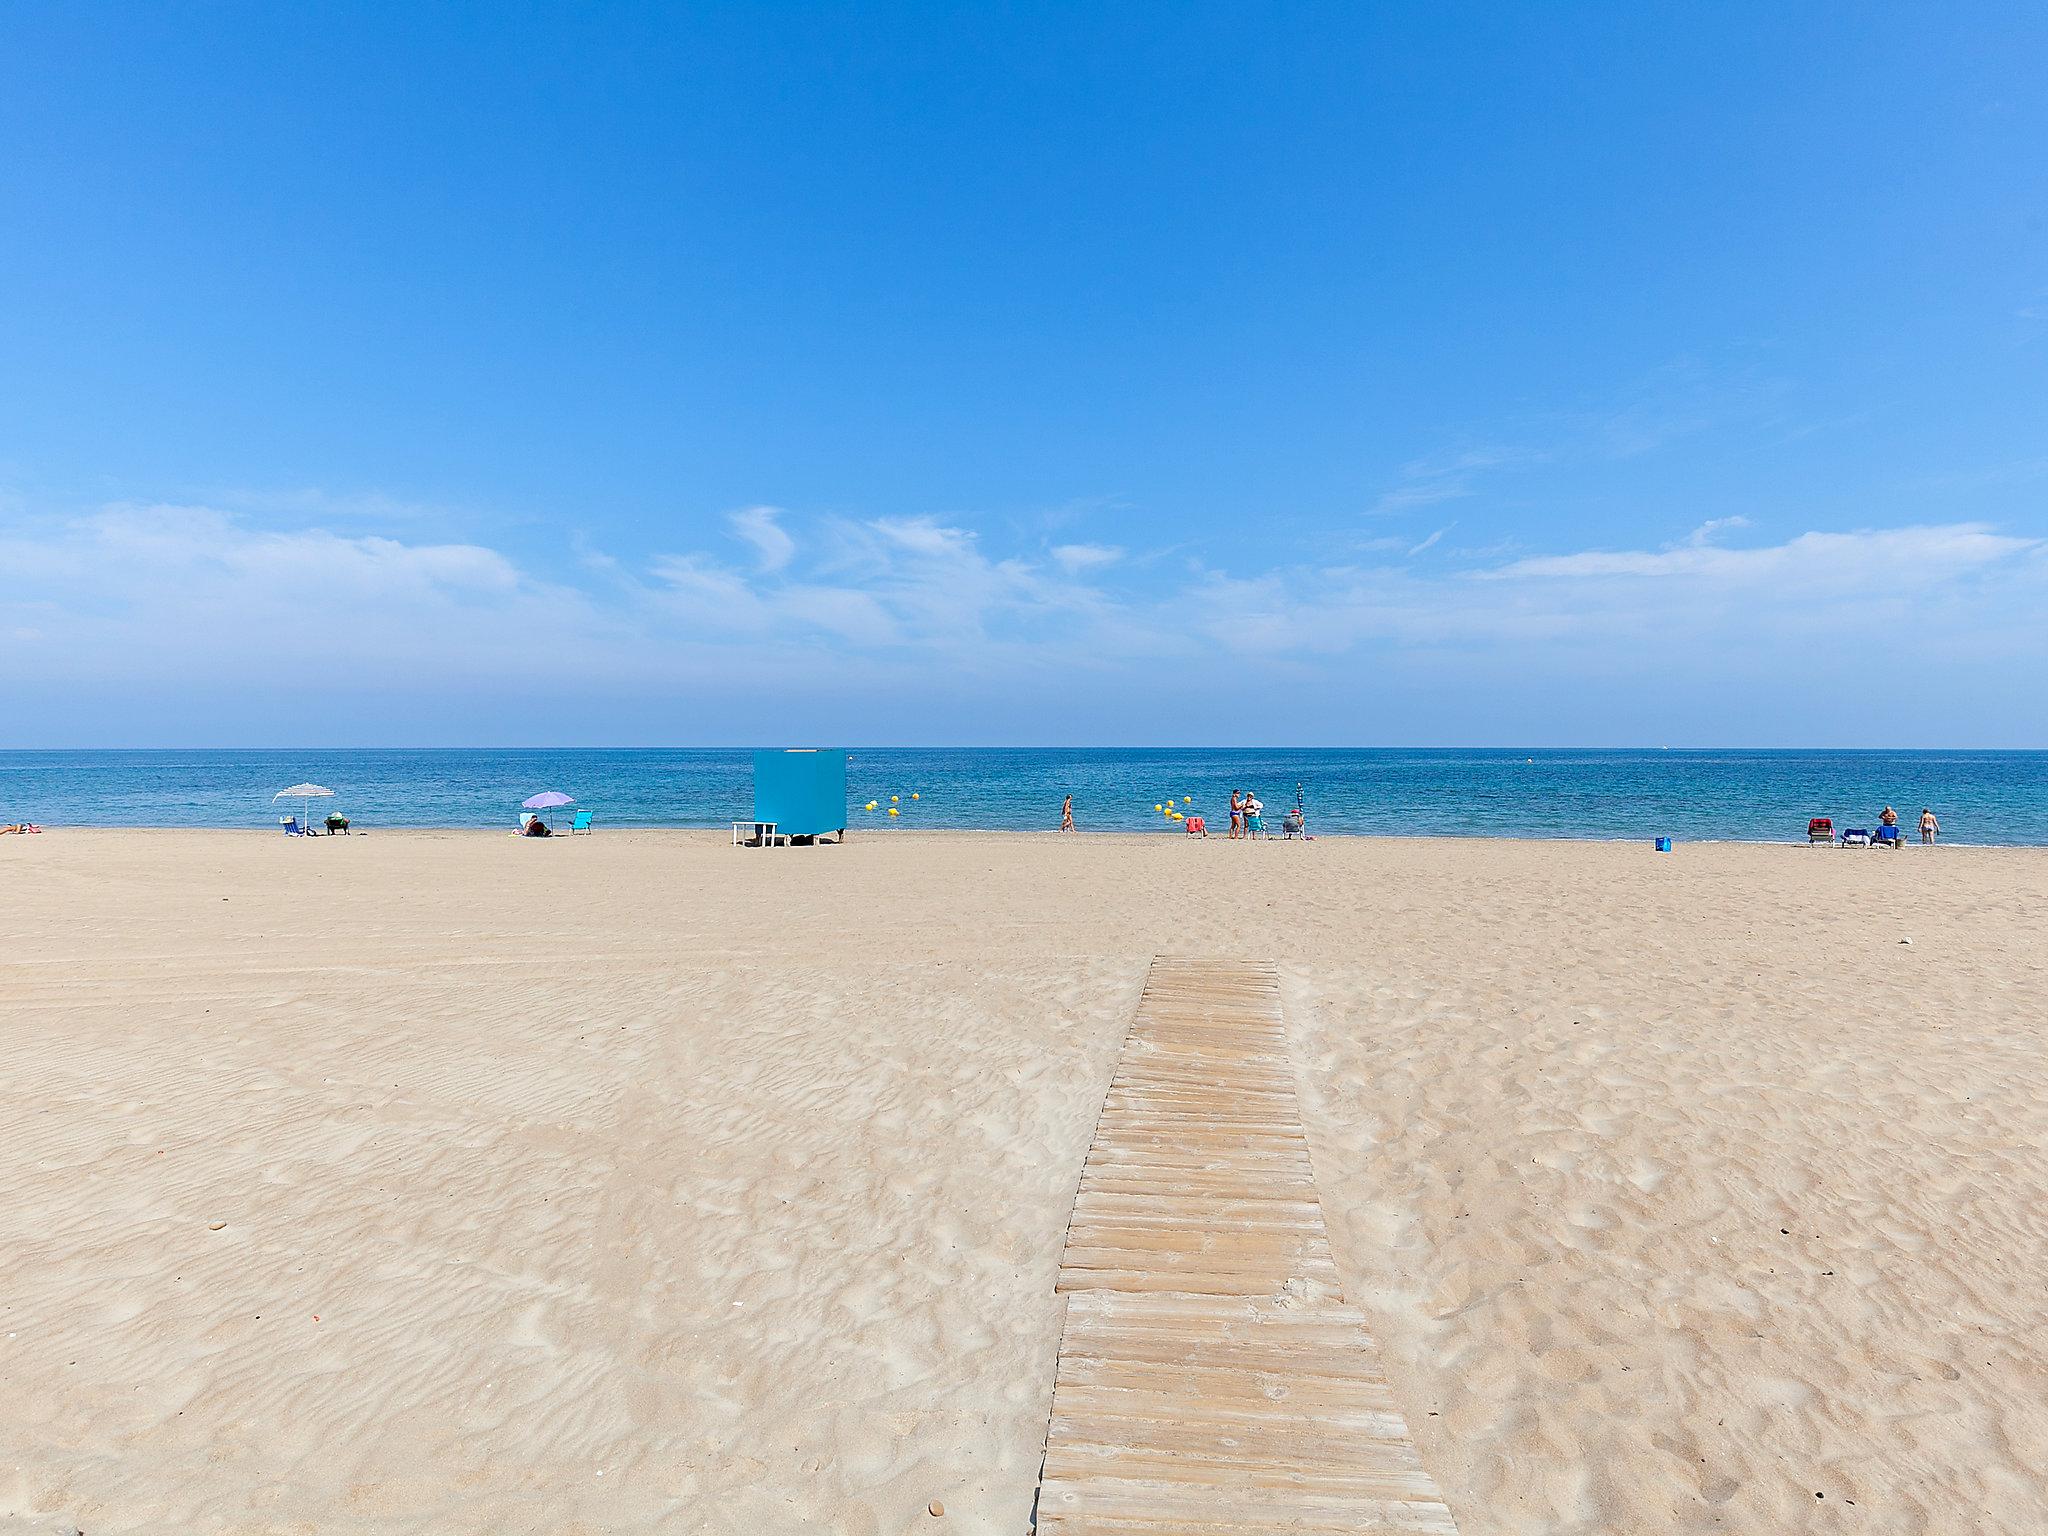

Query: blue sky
(2, 3), (2044, 746)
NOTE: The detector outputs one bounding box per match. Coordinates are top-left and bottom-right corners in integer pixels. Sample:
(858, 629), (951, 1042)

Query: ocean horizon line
(5, 744), (2045, 755)
(6, 745), (2042, 844)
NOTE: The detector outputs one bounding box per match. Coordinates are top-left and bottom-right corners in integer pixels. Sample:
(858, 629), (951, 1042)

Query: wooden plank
(1034, 958), (1457, 1534)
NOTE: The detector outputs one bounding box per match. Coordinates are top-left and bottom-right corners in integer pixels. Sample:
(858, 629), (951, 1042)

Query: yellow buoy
(911, 792), (920, 800)
(1183, 796), (1192, 803)
(891, 795), (899, 802)
(888, 807), (899, 816)
(866, 801), (877, 810)
(1154, 804), (1163, 812)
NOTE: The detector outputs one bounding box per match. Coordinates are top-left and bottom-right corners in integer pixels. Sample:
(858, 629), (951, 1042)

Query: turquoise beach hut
(741, 749), (847, 846)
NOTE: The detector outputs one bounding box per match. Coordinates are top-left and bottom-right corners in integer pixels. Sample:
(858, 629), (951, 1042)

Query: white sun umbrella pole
(273, 782), (335, 833)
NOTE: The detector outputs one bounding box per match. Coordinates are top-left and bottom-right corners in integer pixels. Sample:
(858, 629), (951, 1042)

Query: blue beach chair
(570, 809), (595, 834)
(280, 815), (304, 836)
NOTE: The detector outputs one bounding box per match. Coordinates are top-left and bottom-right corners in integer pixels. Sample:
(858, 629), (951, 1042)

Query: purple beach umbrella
(522, 791), (574, 810)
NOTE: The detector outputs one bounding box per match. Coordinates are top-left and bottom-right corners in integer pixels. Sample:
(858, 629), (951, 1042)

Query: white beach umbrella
(273, 782), (335, 831)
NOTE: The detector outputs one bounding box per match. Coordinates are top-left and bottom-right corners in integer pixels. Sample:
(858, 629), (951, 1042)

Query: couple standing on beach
(1229, 790), (1263, 839)
(1880, 805), (1942, 844)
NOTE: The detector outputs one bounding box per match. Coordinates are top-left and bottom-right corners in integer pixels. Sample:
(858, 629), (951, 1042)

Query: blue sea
(1, 748), (2042, 843)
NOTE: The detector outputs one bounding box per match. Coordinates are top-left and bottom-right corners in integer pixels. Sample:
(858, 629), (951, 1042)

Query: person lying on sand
(0, 823), (43, 835)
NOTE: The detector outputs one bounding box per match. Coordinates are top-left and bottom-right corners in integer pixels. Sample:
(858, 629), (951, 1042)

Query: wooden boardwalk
(1035, 958), (1457, 1535)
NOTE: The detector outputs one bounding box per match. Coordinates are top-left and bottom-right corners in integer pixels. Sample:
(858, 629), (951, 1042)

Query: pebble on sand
(928, 1500), (945, 1517)
(207, 1221), (227, 1231)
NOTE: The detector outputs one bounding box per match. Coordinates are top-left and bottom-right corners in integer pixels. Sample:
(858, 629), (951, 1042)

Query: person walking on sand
(1920, 807), (1939, 845)
(1060, 794), (1075, 833)
(1229, 790), (1246, 840)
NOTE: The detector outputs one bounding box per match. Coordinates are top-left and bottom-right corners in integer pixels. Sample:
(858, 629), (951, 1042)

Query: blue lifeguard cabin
(744, 749), (848, 845)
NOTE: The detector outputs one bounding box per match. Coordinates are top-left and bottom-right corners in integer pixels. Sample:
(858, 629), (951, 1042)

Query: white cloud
(1368, 449), (1530, 516)
(1365, 362), (1792, 521)
(3, 496), (2044, 744)
(727, 505), (796, 572)
(73, 504), (519, 594)
(650, 552), (767, 621)
(1486, 524), (2039, 583)
(1051, 542), (1124, 572)
(1686, 515), (1751, 546)
(871, 516), (978, 559)
(1407, 526), (1451, 557)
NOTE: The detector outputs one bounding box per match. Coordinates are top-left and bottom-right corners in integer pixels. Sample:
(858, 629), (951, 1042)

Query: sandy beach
(4, 828), (2046, 1535)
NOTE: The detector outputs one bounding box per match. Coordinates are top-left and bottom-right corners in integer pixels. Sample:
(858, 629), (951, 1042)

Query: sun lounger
(1807, 817), (1833, 845)
(1839, 826), (1871, 847)
(1874, 825), (1903, 848)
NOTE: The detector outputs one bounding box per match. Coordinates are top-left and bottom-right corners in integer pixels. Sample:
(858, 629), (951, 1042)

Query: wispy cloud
(1368, 448), (1534, 516)
(1365, 360), (1794, 522)
(1487, 523), (2038, 582)
(727, 505), (796, 572)
(1686, 515), (1751, 546)
(1051, 542), (1124, 572)
(3, 496), (2044, 742)
(1407, 525), (1452, 557)
(871, 516), (978, 560)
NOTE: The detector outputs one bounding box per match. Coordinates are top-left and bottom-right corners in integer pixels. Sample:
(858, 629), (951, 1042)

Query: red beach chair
(1807, 817), (1833, 845)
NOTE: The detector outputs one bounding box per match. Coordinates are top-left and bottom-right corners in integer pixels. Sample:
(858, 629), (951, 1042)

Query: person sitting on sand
(1244, 793), (1264, 837)
(523, 816), (552, 837)
(1920, 807), (1939, 845)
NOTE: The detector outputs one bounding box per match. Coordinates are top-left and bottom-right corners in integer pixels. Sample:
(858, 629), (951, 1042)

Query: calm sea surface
(2, 749), (2043, 843)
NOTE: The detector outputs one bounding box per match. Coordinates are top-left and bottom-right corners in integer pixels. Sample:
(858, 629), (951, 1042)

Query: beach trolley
(736, 749), (847, 847)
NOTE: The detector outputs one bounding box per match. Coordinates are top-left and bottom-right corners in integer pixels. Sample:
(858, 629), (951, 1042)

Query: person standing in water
(1060, 793), (1075, 833)
(1919, 807), (1939, 845)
